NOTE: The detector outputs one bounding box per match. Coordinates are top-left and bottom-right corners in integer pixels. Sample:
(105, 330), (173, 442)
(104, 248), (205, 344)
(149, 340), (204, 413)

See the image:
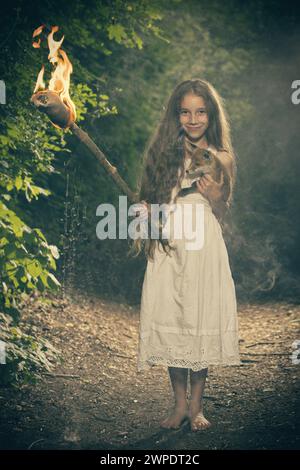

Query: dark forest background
(1, 0), (300, 382)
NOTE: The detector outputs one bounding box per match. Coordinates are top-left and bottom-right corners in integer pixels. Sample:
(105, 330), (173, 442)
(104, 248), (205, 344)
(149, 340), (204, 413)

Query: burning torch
(30, 24), (139, 204)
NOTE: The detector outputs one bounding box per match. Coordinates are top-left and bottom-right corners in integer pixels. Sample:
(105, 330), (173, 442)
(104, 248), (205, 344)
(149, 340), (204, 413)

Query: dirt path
(0, 291), (299, 450)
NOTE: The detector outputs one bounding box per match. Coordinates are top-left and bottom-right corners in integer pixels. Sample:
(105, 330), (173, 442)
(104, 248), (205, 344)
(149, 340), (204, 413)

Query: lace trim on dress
(137, 337), (241, 372)
(137, 356), (241, 372)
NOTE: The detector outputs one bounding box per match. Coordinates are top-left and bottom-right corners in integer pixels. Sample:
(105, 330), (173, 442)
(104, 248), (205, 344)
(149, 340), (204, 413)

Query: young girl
(133, 79), (241, 432)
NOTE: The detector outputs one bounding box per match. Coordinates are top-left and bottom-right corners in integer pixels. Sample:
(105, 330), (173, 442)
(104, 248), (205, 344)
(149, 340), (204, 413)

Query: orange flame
(32, 25), (76, 124)
(32, 24), (44, 48)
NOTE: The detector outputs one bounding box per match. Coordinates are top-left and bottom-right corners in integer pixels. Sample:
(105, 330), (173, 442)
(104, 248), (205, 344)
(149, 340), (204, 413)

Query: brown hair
(129, 78), (236, 261)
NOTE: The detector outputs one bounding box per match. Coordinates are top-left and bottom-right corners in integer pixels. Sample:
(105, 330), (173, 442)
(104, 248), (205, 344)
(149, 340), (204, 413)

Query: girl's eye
(180, 110), (206, 115)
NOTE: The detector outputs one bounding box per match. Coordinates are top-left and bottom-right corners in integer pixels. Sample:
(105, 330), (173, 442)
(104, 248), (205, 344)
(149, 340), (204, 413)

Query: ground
(0, 291), (299, 450)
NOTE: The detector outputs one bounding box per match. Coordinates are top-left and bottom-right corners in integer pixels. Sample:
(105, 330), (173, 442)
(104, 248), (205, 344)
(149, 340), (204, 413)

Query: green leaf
(107, 24), (127, 44)
(26, 260), (43, 278)
(132, 32), (143, 50)
(47, 272), (61, 288)
(39, 272), (49, 288)
(33, 228), (47, 242)
(15, 176), (23, 191)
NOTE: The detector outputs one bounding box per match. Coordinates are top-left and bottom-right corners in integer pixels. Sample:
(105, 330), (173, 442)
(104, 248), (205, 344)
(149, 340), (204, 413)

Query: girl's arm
(209, 194), (229, 222)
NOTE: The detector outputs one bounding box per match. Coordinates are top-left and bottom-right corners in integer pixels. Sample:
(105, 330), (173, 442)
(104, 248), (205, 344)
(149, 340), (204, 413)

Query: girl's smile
(179, 93), (209, 142)
(186, 125), (203, 130)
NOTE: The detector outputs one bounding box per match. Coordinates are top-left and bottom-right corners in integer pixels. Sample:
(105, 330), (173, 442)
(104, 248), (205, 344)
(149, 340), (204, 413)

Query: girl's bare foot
(160, 401), (189, 429)
(188, 400), (211, 431)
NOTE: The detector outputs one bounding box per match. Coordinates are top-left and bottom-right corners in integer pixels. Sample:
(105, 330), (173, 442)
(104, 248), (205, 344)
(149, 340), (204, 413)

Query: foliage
(0, 0), (166, 384)
(0, 199), (60, 315)
(0, 312), (60, 386)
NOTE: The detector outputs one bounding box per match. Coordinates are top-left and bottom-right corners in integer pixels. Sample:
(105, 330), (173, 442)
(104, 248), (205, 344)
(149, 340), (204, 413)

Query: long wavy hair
(129, 78), (236, 261)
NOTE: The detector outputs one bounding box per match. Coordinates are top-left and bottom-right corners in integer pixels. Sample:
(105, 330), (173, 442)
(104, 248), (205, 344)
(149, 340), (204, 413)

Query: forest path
(0, 291), (299, 450)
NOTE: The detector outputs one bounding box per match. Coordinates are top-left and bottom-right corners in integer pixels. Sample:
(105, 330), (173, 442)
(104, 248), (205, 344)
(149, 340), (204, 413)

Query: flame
(32, 24), (44, 48)
(47, 25), (65, 64)
(33, 65), (45, 93)
(33, 24), (45, 39)
(32, 25), (76, 125)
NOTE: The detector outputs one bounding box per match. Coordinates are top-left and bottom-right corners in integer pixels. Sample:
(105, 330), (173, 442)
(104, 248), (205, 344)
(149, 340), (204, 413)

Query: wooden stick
(240, 352), (290, 356)
(43, 372), (80, 379)
(69, 122), (139, 203)
(31, 91), (139, 204)
(246, 341), (286, 348)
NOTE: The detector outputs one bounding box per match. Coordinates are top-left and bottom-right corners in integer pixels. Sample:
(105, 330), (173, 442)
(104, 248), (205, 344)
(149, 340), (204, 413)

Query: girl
(132, 79), (241, 432)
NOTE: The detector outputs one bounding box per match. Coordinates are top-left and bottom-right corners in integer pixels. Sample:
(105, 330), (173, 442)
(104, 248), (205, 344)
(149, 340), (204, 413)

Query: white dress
(137, 146), (241, 372)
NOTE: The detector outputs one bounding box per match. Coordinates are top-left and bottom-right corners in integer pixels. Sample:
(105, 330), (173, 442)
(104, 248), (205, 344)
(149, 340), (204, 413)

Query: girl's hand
(196, 173), (224, 202)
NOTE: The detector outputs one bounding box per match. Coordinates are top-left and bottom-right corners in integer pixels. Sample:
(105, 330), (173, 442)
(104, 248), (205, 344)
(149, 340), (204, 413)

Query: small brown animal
(185, 147), (231, 201)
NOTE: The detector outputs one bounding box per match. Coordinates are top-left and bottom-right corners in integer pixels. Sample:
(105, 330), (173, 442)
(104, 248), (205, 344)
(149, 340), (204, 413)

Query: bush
(0, 311), (60, 386)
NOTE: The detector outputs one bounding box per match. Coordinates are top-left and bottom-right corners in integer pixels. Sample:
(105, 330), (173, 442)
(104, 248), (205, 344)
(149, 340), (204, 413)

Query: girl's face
(179, 93), (209, 141)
